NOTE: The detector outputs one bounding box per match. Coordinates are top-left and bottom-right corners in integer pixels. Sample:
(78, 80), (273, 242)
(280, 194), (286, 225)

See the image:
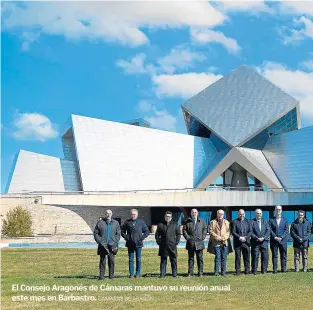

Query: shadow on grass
(55, 272), (234, 279)
(54, 275), (99, 279)
(54, 268), (311, 280)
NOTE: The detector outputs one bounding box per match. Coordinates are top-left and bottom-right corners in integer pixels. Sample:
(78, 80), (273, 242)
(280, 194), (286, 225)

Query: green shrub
(1, 206), (33, 237)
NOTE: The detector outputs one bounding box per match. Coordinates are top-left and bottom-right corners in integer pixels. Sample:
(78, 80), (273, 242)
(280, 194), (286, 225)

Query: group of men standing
(231, 206), (311, 275)
(93, 206), (312, 279)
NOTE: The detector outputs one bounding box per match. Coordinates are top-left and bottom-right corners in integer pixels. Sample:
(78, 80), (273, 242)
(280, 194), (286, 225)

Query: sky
(1, 1), (313, 193)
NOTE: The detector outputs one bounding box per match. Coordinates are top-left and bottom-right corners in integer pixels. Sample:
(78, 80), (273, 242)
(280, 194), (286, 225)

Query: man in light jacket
(93, 209), (121, 280)
(208, 209), (231, 276)
(182, 209), (207, 277)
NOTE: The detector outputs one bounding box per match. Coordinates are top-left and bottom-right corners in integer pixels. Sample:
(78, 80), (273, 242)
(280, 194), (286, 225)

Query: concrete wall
(0, 197), (151, 235)
(34, 190), (313, 207)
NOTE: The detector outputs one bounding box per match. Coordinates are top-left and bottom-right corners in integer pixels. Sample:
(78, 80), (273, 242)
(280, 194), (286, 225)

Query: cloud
(117, 45), (206, 76)
(116, 54), (149, 75)
(21, 31), (40, 51)
(152, 72), (222, 98)
(2, 1), (225, 47)
(301, 58), (313, 71)
(190, 28), (241, 54)
(135, 100), (177, 132)
(136, 100), (154, 113)
(280, 16), (313, 44)
(279, 1), (313, 16)
(157, 46), (206, 74)
(12, 112), (58, 142)
(259, 62), (313, 121)
(216, 1), (271, 13)
(145, 108), (177, 132)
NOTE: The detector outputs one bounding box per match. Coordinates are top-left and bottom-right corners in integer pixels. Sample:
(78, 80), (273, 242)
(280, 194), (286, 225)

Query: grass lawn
(2, 247), (313, 310)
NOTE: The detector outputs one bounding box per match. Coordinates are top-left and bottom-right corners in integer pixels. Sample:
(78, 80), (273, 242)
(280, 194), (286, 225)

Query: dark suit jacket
(269, 217), (289, 247)
(290, 218), (311, 248)
(251, 218), (270, 248)
(232, 218), (252, 248)
(121, 218), (150, 248)
(182, 217), (207, 251)
(155, 221), (181, 258)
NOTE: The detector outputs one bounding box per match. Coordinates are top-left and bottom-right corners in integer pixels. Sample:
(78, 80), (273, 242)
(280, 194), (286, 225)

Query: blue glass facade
(61, 125), (82, 191)
(210, 132), (230, 151)
(193, 137), (218, 187)
(60, 160), (82, 191)
(263, 125), (313, 192)
(242, 108), (298, 150)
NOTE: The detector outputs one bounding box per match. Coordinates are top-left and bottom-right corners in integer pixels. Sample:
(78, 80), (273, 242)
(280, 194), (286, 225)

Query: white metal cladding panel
(72, 115), (195, 191)
(263, 126), (313, 191)
(7, 150), (65, 193)
(236, 147), (282, 188)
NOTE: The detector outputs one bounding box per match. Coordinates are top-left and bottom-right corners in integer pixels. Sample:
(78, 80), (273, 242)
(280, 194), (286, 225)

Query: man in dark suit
(93, 209), (121, 280)
(121, 209), (150, 278)
(251, 209), (270, 274)
(182, 208), (207, 277)
(269, 205), (289, 273)
(155, 211), (181, 277)
(232, 209), (252, 275)
(290, 210), (312, 272)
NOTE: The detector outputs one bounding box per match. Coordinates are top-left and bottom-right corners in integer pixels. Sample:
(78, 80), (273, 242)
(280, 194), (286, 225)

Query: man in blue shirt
(121, 209), (150, 278)
(93, 209), (121, 280)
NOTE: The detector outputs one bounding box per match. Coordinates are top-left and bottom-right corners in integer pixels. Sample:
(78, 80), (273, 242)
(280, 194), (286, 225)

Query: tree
(2, 206), (33, 237)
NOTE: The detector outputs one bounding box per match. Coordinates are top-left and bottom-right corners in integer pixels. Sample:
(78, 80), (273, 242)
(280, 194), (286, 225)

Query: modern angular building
(5, 65), (313, 226)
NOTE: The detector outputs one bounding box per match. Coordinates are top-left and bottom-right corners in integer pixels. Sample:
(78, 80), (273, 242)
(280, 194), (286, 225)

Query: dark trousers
(271, 242), (287, 272)
(214, 245), (228, 275)
(251, 244), (268, 273)
(99, 252), (115, 279)
(234, 244), (250, 273)
(187, 248), (203, 275)
(128, 247), (142, 276)
(160, 256), (177, 276)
